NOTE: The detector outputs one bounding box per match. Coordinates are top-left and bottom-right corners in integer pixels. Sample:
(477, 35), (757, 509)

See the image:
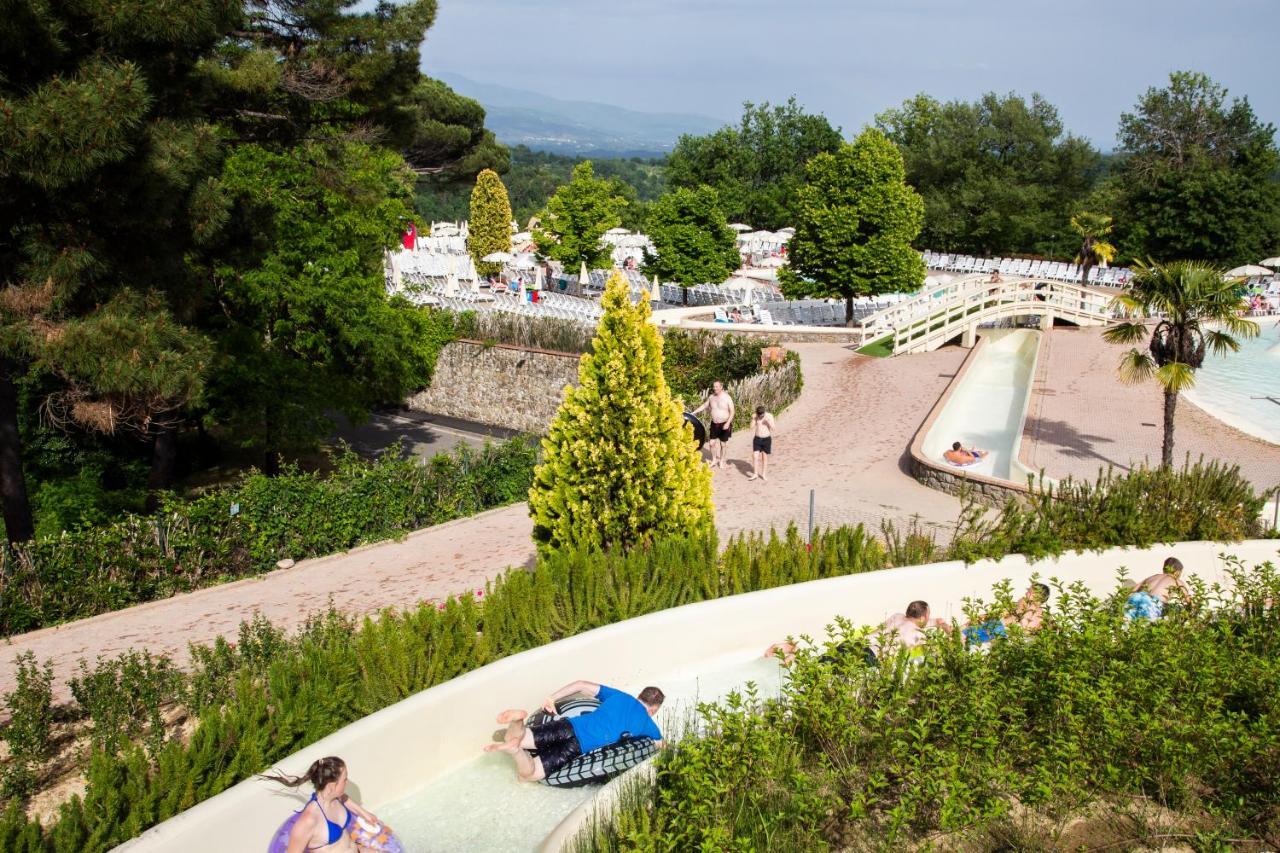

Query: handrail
(849, 276), (1115, 354)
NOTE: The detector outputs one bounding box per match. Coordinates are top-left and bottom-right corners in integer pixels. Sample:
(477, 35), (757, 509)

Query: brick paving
(1021, 326), (1280, 489)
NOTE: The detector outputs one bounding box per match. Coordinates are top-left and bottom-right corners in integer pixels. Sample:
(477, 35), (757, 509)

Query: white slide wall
(118, 540), (1279, 852)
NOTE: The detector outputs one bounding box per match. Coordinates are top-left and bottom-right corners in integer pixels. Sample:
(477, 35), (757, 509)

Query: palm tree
(1071, 211), (1117, 285)
(1103, 260), (1258, 466)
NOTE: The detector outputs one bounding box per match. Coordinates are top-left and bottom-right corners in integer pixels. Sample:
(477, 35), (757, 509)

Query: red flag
(401, 222), (417, 250)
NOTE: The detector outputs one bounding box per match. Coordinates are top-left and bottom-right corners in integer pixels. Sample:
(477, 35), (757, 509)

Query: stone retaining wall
(406, 340), (581, 434)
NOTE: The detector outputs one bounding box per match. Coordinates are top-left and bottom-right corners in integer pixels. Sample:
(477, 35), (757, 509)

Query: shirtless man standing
(692, 381), (735, 469)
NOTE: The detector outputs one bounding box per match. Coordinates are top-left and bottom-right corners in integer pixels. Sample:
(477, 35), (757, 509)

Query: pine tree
(529, 273), (713, 555)
(469, 169), (513, 278)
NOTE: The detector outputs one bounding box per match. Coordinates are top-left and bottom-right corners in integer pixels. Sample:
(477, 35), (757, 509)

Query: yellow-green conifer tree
(469, 168), (513, 278)
(529, 272), (713, 555)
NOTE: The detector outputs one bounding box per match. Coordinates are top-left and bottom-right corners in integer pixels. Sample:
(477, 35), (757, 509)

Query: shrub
(577, 558), (1280, 850)
(0, 438), (539, 635)
(1, 654), (54, 800)
(69, 652), (184, 758)
(949, 458), (1273, 563)
(529, 272), (713, 555)
(452, 310), (597, 354)
(0, 525), (887, 850)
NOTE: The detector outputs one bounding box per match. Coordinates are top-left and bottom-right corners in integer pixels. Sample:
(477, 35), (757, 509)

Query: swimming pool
(1182, 317), (1280, 445)
(921, 329), (1041, 483)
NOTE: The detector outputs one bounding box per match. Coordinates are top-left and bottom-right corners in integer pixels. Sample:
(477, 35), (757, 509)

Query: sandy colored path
(1, 343), (967, 701)
(1021, 327), (1280, 489)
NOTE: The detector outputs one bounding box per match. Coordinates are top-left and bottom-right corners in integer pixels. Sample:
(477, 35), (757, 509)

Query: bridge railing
(890, 279), (1116, 354)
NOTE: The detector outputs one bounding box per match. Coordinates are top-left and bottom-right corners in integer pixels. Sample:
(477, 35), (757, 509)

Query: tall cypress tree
(469, 169), (513, 278)
(529, 272), (713, 556)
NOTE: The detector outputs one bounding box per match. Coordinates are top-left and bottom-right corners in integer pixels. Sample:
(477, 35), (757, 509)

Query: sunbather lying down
(961, 583), (1050, 645)
(764, 601), (951, 667)
(944, 441), (987, 467)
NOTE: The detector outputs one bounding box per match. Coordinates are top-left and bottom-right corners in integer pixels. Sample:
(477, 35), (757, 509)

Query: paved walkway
(1021, 326), (1280, 489)
(1, 343), (970, 702)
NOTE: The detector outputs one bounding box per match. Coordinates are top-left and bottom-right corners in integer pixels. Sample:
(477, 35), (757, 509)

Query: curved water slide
(119, 541), (1280, 853)
(859, 276), (1114, 354)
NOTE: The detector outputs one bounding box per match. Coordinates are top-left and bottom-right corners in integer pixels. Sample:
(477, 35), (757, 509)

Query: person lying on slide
(943, 441), (987, 466)
(765, 601), (950, 667)
(484, 681), (664, 782)
(962, 583), (1050, 644)
(1126, 557), (1194, 621)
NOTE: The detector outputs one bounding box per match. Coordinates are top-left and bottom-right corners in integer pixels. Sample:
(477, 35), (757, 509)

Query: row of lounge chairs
(921, 251), (1133, 287)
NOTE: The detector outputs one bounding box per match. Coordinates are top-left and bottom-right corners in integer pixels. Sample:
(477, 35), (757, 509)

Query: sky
(419, 0), (1280, 148)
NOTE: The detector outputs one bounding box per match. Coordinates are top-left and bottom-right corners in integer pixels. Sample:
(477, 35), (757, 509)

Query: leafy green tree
(533, 161), (626, 269)
(469, 169), (513, 278)
(529, 272), (713, 555)
(204, 140), (433, 473)
(1071, 211), (1118, 284)
(644, 187), (741, 286)
(876, 92), (1099, 257)
(667, 99), (842, 230)
(1103, 260), (1258, 466)
(1112, 71), (1280, 265)
(779, 129), (926, 325)
(0, 0), (239, 541)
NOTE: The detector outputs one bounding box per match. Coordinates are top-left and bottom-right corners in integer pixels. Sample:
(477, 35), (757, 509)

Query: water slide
(120, 540), (1280, 853)
(921, 329), (1041, 484)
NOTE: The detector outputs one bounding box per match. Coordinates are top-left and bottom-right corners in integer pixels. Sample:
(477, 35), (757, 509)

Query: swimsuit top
(306, 793), (349, 850)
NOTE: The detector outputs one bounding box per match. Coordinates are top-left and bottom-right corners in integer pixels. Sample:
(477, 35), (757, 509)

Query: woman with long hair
(263, 756), (397, 853)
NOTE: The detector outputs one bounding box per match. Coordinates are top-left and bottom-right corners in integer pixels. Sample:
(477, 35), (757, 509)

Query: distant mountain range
(436, 72), (727, 158)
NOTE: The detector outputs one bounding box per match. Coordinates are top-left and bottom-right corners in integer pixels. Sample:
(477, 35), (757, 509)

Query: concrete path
(1021, 326), (1280, 490)
(1, 343), (967, 702)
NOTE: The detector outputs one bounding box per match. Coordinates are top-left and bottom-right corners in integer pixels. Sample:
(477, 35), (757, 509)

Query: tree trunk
(0, 360), (34, 543)
(262, 405), (280, 476)
(845, 295), (854, 327)
(1161, 387), (1177, 467)
(1081, 260), (1093, 285)
(145, 424), (179, 512)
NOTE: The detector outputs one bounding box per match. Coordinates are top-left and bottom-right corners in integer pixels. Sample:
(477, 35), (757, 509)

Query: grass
(856, 336), (894, 357)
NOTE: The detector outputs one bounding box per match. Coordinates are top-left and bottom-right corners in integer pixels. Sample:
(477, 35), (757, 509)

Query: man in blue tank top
(484, 681), (664, 782)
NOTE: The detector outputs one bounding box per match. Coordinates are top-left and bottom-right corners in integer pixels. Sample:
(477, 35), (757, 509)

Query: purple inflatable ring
(267, 804), (405, 853)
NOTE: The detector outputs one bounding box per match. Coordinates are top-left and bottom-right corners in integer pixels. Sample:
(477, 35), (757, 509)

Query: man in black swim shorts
(692, 381), (735, 469)
(748, 405), (776, 481)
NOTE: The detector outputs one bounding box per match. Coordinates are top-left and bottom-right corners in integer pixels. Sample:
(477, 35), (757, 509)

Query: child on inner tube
(484, 680), (665, 782)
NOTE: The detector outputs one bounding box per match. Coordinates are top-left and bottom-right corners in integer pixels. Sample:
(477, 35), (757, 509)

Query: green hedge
(0, 439), (539, 635)
(575, 559), (1280, 850)
(0, 526), (892, 851)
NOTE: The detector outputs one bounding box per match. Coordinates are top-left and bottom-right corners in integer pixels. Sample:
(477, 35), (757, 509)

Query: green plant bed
(0, 438), (539, 636)
(856, 336), (894, 357)
(574, 558), (1280, 850)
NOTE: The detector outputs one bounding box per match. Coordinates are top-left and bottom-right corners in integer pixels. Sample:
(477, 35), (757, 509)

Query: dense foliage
(661, 331), (780, 405)
(1110, 71), (1280, 266)
(533, 162), (628, 270)
(0, 0), (507, 542)
(0, 525), (891, 851)
(780, 129), (926, 324)
(0, 439), (538, 635)
(415, 146), (664, 229)
(666, 99), (843, 230)
(876, 92), (1099, 258)
(642, 186), (741, 286)
(579, 559), (1280, 850)
(528, 274), (713, 555)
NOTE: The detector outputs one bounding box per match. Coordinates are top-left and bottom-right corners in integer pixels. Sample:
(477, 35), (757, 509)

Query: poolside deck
(1020, 326), (1280, 490)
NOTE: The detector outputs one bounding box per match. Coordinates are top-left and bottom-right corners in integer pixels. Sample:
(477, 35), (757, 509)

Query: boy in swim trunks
(943, 441), (987, 466)
(1126, 557), (1193, 621)
(484, 680), (664, 782)
(748, 406), (776, 482)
